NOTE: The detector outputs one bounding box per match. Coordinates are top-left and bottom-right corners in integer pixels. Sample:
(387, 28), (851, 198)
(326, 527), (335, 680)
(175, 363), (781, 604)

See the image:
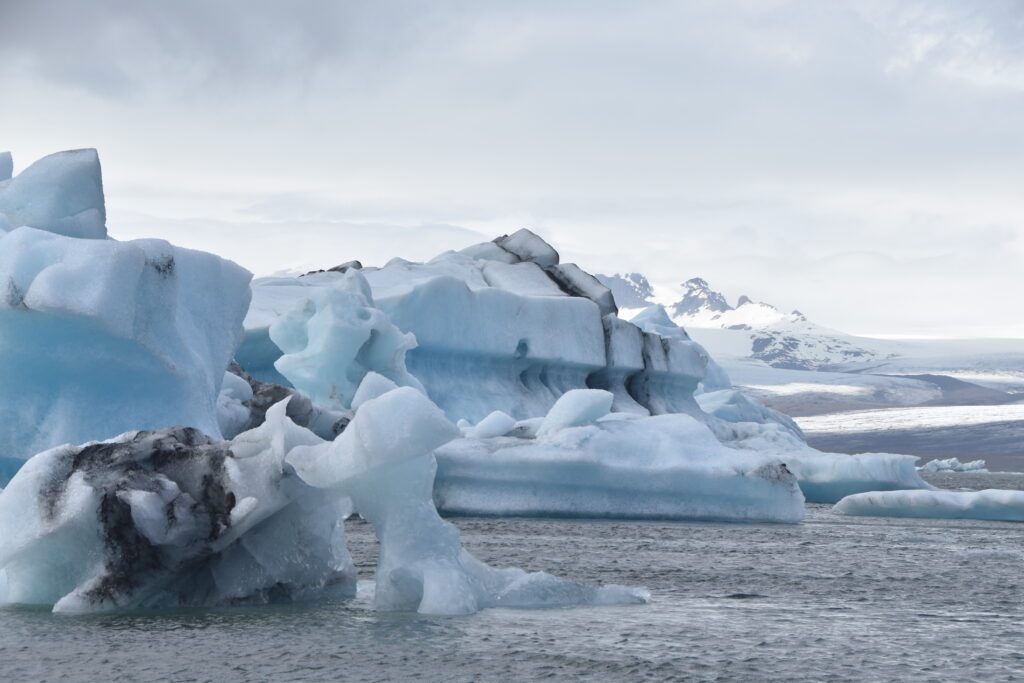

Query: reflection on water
(2, 472), (1023, 681)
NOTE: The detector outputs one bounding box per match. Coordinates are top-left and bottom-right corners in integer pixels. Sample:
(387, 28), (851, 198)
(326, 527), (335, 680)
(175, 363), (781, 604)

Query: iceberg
(0, 150), (107, 239)
(245, 229), (716, 423)
(0, 225), (251, 468)
(0, 401), (355, 612)
(249, 228), (930, 511)
(288, 386), (648, 614)
(918, 457), (989, 473)
(0, 390), (647, 614)
(217, 363), (351, 441)
(268, 269), (424, 409)
(0, 149), (932, 529)
(834, 488), (1024, 522)
(434, 391), (806, 523)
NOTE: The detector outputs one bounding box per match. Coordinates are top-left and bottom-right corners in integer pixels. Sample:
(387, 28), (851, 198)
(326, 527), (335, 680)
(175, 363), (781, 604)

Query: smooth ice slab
(834, 489), (1024, 522)
(436, 410), (806, 523)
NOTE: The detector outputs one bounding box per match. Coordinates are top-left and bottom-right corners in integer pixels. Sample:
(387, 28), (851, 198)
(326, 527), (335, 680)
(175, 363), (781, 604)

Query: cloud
(1, 1), (1021, 336)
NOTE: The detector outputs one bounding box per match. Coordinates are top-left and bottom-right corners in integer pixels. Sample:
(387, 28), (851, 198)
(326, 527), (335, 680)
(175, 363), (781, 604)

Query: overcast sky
(2, 0), (1023, 337)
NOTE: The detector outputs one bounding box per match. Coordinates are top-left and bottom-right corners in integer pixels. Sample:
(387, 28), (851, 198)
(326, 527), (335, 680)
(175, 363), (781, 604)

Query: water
(3, 473), (1024, 681)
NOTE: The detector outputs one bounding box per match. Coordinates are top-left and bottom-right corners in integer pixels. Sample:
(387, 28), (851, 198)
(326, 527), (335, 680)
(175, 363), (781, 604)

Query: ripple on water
(1, 474), (1023, 681)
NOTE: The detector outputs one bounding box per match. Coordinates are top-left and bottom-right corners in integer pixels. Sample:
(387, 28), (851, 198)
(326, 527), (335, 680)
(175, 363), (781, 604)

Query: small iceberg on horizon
(834, 488), (1024, 522)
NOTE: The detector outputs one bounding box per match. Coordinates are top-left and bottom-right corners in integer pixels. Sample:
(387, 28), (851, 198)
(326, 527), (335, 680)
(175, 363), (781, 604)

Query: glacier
(834, 489), (1024, 522)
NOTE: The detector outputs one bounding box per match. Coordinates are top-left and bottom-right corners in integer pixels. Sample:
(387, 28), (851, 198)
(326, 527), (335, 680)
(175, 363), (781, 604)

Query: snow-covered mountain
(670, 277), (735, 320)
(597, 273), (883, 371)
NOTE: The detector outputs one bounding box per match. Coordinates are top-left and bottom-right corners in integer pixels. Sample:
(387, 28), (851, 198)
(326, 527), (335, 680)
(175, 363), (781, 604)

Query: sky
(2, 0), (1023, 338)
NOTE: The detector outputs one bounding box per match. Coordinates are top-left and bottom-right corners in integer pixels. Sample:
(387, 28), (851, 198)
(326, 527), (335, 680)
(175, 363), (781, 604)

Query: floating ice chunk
(630, 304), (730, 393)
(0, 149), (106, 239)
(289, 388), (647, 614)
(697, 389), (804, 439)
(785, 450), (931, 503)
(834, 488), (1024, 522)
(0, 226), (252, 469)
(493, 228), (560, 267)
(467, 410), (517, 439)
(0, 401), (355, 612)
(537, 389), (614, 436)
(270, 269), (424, 409)
(918, 457), (989, 473)
(435, 413), (806, 523)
